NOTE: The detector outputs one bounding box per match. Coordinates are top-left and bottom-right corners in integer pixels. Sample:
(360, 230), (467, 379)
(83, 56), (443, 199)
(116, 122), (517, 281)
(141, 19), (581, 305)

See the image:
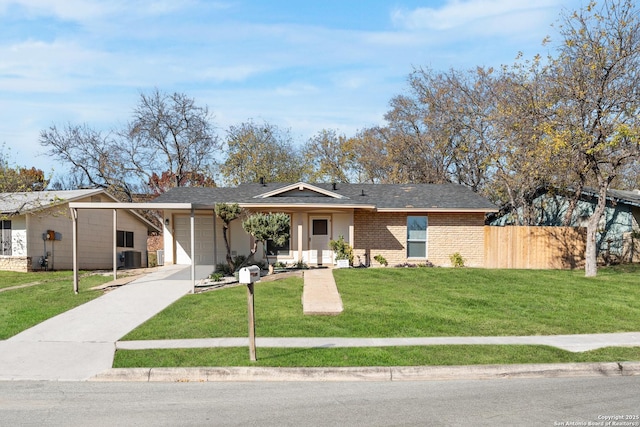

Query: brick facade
(353, 210), (486, 267)
(427, 212), (486, 267)
(0, 256), (32, 272)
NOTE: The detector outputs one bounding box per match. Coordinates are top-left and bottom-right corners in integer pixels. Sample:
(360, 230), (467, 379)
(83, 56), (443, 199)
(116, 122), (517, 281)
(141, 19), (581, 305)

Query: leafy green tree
(241, 212), (290, 267)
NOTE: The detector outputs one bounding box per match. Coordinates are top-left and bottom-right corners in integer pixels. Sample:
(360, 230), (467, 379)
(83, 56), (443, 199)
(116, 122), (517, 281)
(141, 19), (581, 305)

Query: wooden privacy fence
(484, 226), (586, 269)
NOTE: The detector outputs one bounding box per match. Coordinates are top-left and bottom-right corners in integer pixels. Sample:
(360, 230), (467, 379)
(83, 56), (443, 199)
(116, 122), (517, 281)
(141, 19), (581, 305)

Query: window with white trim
(407, 216), (427, 258)
(1, 220), (11, 256)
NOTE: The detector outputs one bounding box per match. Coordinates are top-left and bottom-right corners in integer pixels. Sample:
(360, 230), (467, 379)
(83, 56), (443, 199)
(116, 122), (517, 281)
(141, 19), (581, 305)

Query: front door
(309, 217), (331, 265)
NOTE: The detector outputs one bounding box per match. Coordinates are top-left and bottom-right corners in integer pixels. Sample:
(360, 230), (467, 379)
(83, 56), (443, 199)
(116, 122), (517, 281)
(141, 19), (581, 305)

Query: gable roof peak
(253, 181), (348, 199)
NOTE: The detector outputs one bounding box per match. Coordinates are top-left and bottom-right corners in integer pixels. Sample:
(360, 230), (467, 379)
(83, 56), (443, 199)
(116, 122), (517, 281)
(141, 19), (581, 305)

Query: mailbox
(239, 265), (261, 284)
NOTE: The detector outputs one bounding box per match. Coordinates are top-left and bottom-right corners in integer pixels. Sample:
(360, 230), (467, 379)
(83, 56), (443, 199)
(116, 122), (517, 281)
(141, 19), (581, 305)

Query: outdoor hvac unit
(156, 250), (164, 266)
(123, 250), (142, 268)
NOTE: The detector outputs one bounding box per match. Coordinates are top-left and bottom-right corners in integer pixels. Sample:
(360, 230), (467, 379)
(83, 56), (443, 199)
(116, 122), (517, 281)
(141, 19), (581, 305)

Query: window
(266, 238), (290, 256)
(0, 220), (11, 256)
(266, 214), (291, 256)
(407, 216), (427, 258)
(312, 219), (328, 235)
(116, 230), (134, 248)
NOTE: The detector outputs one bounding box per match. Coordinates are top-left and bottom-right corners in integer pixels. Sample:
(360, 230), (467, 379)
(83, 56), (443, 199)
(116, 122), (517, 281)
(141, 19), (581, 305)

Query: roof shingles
(152, 182), (497, 212)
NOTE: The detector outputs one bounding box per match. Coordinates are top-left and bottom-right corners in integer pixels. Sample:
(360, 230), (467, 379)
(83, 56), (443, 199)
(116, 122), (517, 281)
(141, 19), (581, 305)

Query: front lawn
(0, 270), (77, 290)
(121, 265), (640, 341)
(114, 265), (640, 367)
(0, 271), (111, 340)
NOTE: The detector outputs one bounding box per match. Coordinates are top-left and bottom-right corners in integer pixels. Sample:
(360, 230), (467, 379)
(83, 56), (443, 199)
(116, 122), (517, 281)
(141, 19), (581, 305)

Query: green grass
(0, 270), (78, 290)
(113, 345), (640, 368)
(122, 265), (640, 341)
(115, 264), (640, 367)
(0, 272), (111, 339)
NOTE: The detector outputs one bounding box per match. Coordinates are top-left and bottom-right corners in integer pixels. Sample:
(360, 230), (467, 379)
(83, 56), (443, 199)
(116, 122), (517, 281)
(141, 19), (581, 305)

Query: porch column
(113, 209), (117, 281)
(212, 210), (218, 272)
(349, 224), (354, 247)
(297, 223), (303, 262)
(190, 207), (196, 292)
(71, 208), (79, 294)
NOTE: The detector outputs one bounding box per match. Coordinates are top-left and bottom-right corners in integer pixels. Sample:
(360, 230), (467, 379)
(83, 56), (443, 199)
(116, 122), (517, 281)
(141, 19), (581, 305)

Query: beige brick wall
(428, 213), (486, 267)
(0, 256), (31, 272)
(353, 210), (486, 267)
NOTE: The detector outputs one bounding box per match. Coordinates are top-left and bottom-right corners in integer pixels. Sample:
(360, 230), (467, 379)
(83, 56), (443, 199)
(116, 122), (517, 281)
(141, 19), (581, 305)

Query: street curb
(90, 362), (640, 382)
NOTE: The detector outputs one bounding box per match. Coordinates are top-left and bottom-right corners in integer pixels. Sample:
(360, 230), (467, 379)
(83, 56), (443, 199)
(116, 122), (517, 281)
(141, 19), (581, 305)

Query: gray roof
(152, 182), (497, 212)
(0, 189), (106, 215)
(591, 188), (640, 208)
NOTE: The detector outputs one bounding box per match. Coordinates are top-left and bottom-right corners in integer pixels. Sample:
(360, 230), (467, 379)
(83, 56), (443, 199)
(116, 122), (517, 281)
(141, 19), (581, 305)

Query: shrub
(394, 262), (418, 268)
(329, 235), (354, 266)
(417, 261), (435, 268)
(373, 254), (388, 267)
(209, 272), (224, 282)
(450, 252), (465, 268)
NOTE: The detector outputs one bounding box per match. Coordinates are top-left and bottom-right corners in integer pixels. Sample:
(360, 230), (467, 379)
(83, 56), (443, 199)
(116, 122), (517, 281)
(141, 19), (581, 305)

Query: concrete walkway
(302, 268), (343, 315)
(0, 265), (194, 381)
(115, 333), (640, 353)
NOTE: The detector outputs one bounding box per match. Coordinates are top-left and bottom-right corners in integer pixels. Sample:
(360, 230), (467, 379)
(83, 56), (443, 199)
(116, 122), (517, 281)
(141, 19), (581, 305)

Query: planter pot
(336, 259), (350, 269)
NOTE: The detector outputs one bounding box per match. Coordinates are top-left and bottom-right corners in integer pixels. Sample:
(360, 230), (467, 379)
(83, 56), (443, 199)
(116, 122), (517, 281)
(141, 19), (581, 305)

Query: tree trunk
(584, 183), (609, 277)
(221, 225), (235, 272)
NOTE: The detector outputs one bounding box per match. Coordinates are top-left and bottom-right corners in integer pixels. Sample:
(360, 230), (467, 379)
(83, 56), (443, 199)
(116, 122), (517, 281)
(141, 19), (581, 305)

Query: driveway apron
(0, 265), (194, 381)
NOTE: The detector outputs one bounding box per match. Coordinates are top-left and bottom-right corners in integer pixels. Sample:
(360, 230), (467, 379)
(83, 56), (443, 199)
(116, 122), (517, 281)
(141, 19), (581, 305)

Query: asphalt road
(1, 377), (638, 426)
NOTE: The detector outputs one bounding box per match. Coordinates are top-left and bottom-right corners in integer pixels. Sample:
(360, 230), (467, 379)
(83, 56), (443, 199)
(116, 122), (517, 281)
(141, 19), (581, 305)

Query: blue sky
(0, 0), (583, 177)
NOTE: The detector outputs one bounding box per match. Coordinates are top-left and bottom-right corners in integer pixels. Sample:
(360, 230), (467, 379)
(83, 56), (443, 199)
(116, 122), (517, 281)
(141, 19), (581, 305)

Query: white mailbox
(239, 265), (261, 284)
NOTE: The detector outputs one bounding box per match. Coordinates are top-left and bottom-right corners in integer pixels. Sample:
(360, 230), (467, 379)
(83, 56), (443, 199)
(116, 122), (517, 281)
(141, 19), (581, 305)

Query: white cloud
(391, 0), (559, 34)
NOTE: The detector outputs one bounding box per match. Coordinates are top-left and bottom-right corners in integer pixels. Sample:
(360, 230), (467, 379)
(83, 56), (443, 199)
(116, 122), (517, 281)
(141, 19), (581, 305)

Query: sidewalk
(115, 333), (640, 353)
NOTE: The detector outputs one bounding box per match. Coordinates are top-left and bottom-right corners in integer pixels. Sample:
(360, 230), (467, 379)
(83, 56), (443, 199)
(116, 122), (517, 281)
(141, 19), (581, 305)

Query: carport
(68, 202), (217, 293)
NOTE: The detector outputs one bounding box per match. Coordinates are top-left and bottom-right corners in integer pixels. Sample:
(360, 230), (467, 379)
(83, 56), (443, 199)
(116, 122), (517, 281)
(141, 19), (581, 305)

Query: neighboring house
(490, 188), (640, 262)
(150, 182), (497, 268)
(0, 189), (158, 272)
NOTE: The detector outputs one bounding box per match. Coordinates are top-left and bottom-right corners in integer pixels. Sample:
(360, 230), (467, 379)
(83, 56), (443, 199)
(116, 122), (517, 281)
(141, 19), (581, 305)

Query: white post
(297, 223), (303, 263)
(212, 210), (218, 272)
(190, 207), (196, 292)
(71, 208), (79, 294)
(113, 209), (118, 281)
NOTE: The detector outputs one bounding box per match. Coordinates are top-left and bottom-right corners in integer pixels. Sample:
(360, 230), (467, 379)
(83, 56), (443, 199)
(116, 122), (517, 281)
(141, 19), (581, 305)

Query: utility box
(156, 250), (164, 266)
(124, 250), (142, 268)
(239, 265), (260, 284)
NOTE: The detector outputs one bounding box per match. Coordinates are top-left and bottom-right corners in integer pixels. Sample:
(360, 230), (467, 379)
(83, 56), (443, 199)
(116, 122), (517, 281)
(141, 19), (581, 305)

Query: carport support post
(190, 207), (196, 292)
(71, 208), (79, 294)
(247, 282), (257, 362)
(113, 209), (117, 281)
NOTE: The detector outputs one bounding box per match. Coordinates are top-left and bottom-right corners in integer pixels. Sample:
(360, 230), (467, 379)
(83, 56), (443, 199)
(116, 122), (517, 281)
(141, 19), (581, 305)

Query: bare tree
(303, 129), (357, 183)
(40, 89), (219, 200)
(40, 123), (135, 200)
(125, 88), (220, 190)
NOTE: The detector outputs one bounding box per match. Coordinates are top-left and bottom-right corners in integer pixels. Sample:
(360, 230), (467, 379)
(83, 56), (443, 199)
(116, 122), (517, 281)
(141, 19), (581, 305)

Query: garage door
(174, 215), (215, 265)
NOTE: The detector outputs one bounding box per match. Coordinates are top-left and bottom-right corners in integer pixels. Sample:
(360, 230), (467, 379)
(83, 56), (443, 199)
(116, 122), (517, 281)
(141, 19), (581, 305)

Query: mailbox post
(239, 266), (260, 362)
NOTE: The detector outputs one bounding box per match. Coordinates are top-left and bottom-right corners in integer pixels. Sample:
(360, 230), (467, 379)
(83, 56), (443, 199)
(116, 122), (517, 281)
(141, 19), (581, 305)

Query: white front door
(309, 217), (331, 265)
